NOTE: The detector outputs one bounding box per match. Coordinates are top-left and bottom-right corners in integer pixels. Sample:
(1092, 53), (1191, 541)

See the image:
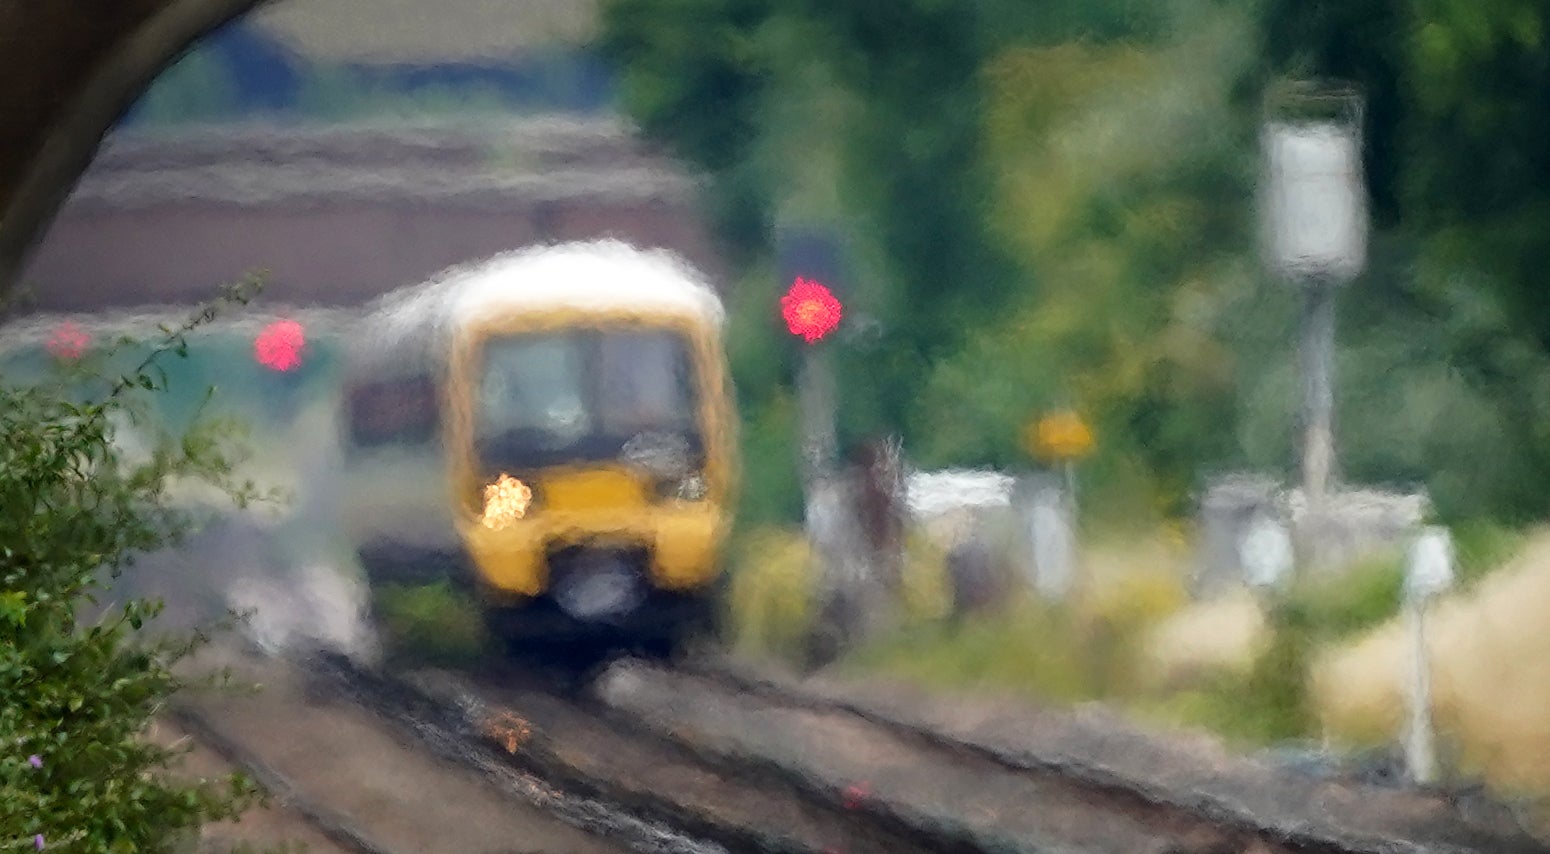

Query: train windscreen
(474, 328), (701, 471)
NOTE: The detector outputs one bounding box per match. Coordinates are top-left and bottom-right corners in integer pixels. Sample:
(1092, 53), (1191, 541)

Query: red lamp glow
(254, 319), (305, 372)
(46, 322), (90, 361)
(780, 277), (843, 344)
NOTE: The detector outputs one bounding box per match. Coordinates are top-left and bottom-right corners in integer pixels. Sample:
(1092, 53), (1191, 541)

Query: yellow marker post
(1021, 410), (1094, 604)
(1024, 410), (1094, 463)
(1023, 410), (1093, 504)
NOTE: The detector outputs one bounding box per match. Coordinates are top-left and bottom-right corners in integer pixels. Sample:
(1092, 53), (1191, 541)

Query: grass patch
(1451, 518), (1530, 588)
(1286, 553), (1405, 642)
(711, 515), (1539, 756)
(725, 527), (816, 660)
(724, 526), (957, 663)
(372, 581), (489, 667)
(841, 598), (1102, 704)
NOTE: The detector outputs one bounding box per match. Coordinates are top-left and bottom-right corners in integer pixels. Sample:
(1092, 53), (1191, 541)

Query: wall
(16, 121), (727, 312)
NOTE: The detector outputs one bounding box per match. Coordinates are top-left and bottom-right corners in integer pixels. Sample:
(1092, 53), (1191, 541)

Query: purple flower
(27, 755), (40, 769)
(33, 834), (43, 850)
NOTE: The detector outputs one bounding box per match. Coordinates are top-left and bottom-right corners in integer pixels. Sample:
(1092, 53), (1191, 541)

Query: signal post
(778, 229), (865, 660)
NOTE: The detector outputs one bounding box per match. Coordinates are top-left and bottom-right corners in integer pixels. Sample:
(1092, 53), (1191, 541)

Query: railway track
(589, 659), (1311, 854)
(669, 658), (1550, 854)
(293, 649), (1344, 853)
(670, 660), (1365, 854)
(171, 642), (1550, 854)
(312, 649), (941, 854)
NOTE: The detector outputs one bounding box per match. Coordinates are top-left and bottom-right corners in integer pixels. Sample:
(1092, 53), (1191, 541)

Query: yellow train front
(341, 241), (737, 653)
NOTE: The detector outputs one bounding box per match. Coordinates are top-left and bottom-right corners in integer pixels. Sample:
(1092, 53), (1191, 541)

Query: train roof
(347, 239), (725, 369)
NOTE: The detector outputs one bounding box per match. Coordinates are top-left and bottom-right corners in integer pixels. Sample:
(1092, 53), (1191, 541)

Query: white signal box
(1240, 515), (1294, 591)
(1405, 526), (1455, 601)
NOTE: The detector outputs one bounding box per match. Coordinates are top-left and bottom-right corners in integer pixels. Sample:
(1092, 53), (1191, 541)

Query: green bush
(1450, 518), (1529, 589)
(1286, 554), (1406, 643)
(371, 582), (489, 667)
(0, 286), (269, 851)
(724, 528), (815, 660)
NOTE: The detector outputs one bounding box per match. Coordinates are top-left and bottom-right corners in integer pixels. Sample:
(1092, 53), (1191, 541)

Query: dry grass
(1313, 528), (1550, 793)
(1140, 591), (1267, 689)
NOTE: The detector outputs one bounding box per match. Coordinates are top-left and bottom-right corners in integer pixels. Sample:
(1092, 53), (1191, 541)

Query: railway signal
(776, 224), (859, 649)
(781, 277), (844, 344)
(775, 226), (849, 487)
(254, 318), (306, 372)
(45, 321), (90, 361)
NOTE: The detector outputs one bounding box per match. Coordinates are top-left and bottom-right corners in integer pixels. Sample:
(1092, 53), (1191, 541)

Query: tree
(1255, 0), (1550, 519)
(914, 9), (1262, 512)
(0, 283), (269, 850)
(597, 0), (779, 263)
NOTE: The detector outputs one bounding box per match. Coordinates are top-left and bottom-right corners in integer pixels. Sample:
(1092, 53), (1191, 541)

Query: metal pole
(798, 346), (838, 489)
(1300, 280), (1337, 506)
(799, 344), (852, 645)
(1406, 594), (1437, 785)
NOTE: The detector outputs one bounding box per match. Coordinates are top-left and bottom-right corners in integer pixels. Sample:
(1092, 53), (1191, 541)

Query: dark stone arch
(0, 0), (272, 300)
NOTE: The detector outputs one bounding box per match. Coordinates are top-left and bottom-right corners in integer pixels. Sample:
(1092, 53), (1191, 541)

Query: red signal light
(46, 321), (90, 361)
(781, 278), (843, 344)
(254, 319), (305, 372)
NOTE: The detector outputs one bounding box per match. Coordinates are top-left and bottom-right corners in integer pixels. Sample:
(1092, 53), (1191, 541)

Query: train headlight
(658, 473), (708, 502)
(481, 474), (533, 530)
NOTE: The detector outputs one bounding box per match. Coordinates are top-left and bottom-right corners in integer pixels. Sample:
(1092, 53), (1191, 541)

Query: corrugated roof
(67, 164), (698, 209)
(91, 116), (645, 169)
(67, 119), (701, 209)
(248, 0), (598, 64)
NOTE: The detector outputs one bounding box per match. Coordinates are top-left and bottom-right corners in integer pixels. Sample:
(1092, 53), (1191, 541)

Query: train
(337, 239), (739, 654)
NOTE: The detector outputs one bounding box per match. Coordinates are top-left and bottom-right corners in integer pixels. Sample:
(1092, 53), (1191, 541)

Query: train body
(339, 240), (737, 648)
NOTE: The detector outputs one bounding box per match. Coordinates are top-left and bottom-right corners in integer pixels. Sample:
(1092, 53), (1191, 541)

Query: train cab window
(596, 330), (696, 434)
(477, 333), (591, 443)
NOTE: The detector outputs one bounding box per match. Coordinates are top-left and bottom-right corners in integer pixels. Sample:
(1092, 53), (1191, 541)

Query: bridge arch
(0, 0), (270, 297)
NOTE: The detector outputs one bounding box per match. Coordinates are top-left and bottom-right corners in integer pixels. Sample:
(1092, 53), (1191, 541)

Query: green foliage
(598, 0), (779, 261)
(1450, 518), (1530, 588)
(843, 600), (1106, 705)
(1288, 556), (1406, 642)
(372, 582), (489, 667)
(724, 528), (815, 660)
(1258, 0), (1550, 520)
(0, 285), (271, 850)
(600, 0), (1550, 539)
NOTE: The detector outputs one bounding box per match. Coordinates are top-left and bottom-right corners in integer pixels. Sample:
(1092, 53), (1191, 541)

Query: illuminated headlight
(658, 473), (708, 502)
(481, 473), (533, 529)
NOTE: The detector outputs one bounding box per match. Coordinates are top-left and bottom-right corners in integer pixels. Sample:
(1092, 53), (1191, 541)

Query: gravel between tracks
(395, 661), (933, 854)
(172, 644), (634, 854)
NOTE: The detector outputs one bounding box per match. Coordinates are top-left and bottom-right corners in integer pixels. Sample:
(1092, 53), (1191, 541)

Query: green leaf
(0, 591), (27, 626)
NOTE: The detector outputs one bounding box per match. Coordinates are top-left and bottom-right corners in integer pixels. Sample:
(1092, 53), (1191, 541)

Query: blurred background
(8, 0), (1550, 801)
